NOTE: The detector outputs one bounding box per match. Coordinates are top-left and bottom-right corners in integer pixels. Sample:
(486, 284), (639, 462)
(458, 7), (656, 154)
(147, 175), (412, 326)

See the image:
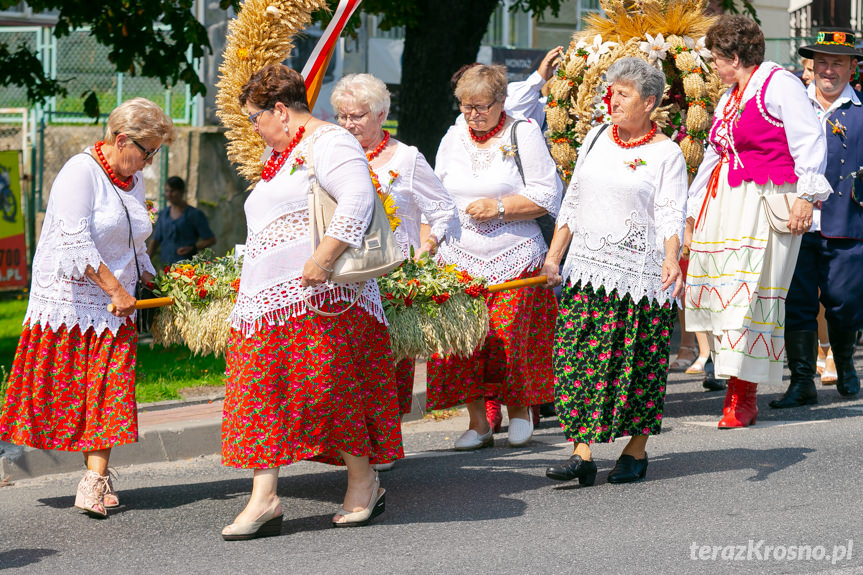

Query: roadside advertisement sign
(0, 150), (27, 289)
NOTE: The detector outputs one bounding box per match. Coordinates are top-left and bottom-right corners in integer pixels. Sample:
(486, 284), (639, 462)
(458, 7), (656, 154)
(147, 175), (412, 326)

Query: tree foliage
(315, 0), (565, 162)
(0, 0), (239, 116)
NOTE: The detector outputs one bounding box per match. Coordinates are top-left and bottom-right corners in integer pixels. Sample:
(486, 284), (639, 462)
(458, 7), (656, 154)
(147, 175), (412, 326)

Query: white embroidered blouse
(434, 119), (563, 284)
(230, 125), (385, 337)
(26, 151), (156, 336)
(373, 140), (457, 257)
(558, 126), (688, 305)
(687, 62), (832, 219)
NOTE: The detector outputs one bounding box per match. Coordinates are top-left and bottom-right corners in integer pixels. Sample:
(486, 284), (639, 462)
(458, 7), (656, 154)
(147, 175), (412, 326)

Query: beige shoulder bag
(761, 193), (792, 235)
(304, 133), (404, 316)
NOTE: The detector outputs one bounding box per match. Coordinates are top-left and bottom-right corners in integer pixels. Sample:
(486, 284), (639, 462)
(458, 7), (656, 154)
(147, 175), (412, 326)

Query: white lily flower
(683, 36), (695, 50)
(694, 36), (713, 72)
(586, 34), (617, 66)
(638, 33), (670, 67)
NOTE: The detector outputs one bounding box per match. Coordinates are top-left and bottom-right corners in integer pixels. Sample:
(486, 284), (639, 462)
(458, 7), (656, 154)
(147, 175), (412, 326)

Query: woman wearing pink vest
(684, 15), (831, 428)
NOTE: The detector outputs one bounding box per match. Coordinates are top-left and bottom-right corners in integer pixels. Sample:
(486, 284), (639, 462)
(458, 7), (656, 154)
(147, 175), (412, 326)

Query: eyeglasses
(130, 138), (161, 162)
(458, 101), (496, 115)
(115, 132), (160, 161)
(335, 112), (369, 124)
(248, 108), (271, 128)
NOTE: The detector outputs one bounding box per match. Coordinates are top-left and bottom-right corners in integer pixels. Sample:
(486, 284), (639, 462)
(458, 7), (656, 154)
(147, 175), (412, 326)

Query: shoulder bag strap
(584, 124), (609, 159)
(82, 152), (142, 288)
(510, 119), (526, 186)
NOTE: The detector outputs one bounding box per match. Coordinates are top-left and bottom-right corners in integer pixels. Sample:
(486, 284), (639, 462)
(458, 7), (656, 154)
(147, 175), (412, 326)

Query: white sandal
(685, 355), (710, 374)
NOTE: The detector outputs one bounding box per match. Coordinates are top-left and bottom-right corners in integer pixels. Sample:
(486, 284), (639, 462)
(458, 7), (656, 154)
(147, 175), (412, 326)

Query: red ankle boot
(485, 397), (502, 433)
(718, 377), (758, 428)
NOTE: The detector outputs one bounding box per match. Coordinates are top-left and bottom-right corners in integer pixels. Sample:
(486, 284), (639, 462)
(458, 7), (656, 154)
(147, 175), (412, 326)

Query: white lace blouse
(373, 141), (457, 257)
(558, 126), (688, 305)
(434, 119), (563, 284)
(26, 151), (157, 336)
(230, 125), (385, 337)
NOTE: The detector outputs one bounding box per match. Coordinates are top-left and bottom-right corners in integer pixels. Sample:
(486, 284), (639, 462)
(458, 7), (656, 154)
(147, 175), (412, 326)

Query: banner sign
(0, 150), (27, 288)
(491, 47), (548, 83)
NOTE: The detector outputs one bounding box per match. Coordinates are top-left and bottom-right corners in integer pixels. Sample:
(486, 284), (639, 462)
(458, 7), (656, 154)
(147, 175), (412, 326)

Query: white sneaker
(507, 417), (534, 447)
(453, 428), (494, 451)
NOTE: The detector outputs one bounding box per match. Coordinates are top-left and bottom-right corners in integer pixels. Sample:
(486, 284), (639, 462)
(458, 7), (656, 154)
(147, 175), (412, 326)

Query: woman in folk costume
(542, 57), (687, 486)
(428, 64), (563, 450)
(684, 15), (830, 428)
(331, 74), (457, 451)
(0, 98), (172, 517)
(221, 64), (401, 540)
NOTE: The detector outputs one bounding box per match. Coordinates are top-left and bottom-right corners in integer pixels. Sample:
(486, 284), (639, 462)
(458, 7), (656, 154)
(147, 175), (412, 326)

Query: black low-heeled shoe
(545, 455), (597, 486)
(607, 453), (648, 484)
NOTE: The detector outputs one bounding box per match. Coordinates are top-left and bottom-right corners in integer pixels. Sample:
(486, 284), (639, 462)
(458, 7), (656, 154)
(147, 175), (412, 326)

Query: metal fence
(0, 26), (197, 125)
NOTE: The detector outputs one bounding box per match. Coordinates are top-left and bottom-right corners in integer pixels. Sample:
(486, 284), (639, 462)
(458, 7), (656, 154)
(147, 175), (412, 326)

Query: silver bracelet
(311, 254), (334, 273)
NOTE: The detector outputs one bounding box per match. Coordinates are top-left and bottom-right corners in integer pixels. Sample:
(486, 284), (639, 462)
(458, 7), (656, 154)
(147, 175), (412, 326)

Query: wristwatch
(497, 199), (505, 220)
(800, 193), (816, 203)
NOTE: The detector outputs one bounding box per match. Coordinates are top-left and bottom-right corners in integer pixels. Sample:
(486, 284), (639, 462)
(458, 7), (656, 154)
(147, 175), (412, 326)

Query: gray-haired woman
(541, 57), (688, 485)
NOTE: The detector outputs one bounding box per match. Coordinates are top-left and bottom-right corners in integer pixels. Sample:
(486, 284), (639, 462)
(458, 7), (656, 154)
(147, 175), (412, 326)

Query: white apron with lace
(374, 141), (457, 258)
(558, 128), (688, 306)
(433, 119), (563, 284)
(26, 151), (156, 337)
(230, 126), (385, 337)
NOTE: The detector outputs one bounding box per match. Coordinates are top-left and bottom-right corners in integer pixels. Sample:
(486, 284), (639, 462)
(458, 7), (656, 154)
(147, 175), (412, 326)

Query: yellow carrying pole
(486, 276), (548, 293)
(107, 297), (174, 312)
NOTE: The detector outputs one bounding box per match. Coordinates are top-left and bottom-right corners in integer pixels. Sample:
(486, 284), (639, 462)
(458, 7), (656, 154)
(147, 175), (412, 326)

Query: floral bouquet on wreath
(378, 251), (490, 361)
(150, 249), (242, 357)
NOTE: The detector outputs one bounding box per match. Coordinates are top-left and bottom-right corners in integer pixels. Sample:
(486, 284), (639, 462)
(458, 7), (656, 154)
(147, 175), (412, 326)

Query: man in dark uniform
(772, 29), (863, 408)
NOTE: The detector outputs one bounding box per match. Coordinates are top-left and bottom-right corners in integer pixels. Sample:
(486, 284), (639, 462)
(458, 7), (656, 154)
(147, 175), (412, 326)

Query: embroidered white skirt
(684, 165), (802, 385)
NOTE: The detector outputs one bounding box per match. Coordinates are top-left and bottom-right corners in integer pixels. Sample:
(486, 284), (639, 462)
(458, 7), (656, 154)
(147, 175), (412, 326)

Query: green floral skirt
(554, 282), (675, 444)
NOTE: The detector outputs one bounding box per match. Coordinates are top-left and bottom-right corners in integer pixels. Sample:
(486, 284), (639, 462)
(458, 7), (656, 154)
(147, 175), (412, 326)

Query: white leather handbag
(304, 138), (403, 316)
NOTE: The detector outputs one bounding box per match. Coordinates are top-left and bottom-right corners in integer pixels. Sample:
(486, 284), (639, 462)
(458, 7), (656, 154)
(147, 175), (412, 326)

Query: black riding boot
(769, 330), (818, 409)
(827, 326), (861, 397)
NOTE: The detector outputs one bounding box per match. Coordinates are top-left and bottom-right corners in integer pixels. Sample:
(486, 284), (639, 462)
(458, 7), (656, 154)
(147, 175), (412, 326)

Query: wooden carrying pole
(486, 276), (548, 293)
(107, 297), (174, 312)
(107, 276), (545, 312)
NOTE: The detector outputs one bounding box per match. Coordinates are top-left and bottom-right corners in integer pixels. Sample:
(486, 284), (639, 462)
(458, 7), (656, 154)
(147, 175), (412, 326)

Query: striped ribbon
(302, 0), (363, 111)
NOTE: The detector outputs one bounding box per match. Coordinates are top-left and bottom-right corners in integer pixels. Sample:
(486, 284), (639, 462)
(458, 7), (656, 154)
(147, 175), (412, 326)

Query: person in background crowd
(429, 64), (562, 450)
(0, 98), (173, 517)
(771, 28), (863, 409)
(684, 15), (830, 428)
(801, 57), (815, 86)
(543, 57), (687, 486)
(147, 176), (216, 266)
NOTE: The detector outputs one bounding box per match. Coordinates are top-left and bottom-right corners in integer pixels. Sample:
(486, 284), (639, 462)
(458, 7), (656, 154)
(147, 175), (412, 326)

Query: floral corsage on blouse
(500, 144), (517, 159)
(290, 155), (306, 175)
(624, 158), (647, 170)
(145, 200), (159, 224)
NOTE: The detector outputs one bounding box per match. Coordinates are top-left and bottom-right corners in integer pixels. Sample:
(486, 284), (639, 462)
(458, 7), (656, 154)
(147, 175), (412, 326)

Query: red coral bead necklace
(261, 125), (306, 182)
(366, 130), (390, 162)
(469, 111), (507, 143)
(612, 121), (657, 148)
(94, 140), (133, 190)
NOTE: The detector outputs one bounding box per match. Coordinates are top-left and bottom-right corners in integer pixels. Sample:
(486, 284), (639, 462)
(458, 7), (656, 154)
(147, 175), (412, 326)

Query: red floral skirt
(426, 269), (558, 409)
(395, 357), (415, 416)
(0, 320), (138, 452)
(221, 306), (403, 469)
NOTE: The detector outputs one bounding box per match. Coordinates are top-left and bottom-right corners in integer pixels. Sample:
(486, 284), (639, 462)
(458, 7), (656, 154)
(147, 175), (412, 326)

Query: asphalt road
(2, 370), (863, 575)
